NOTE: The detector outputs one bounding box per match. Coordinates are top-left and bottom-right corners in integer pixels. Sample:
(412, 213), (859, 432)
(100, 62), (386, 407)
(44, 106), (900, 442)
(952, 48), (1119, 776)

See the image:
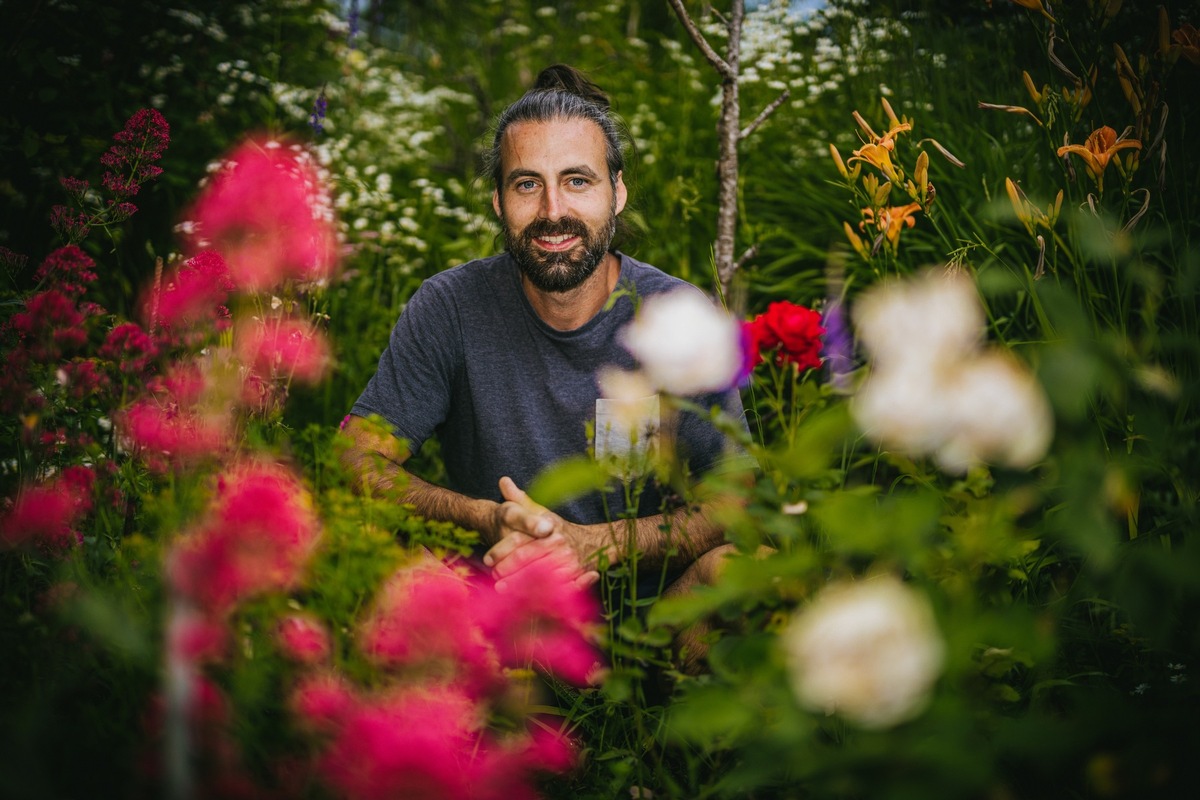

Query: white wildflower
(781, 576), (944, 729)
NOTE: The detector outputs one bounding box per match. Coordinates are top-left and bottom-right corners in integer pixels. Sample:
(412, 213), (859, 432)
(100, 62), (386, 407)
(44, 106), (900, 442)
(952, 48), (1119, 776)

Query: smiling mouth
(535, 233), (580, 251)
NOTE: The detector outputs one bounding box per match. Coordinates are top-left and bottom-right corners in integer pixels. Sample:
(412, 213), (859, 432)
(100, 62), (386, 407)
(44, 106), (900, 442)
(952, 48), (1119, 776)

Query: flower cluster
(304, 554), (597, 799)
(851, 268), (1054, 472)
(50, 108), (170, 244)
(100, 108), (171, 199)
(742, 300), (826, 374)
(781, 575), (945, 729)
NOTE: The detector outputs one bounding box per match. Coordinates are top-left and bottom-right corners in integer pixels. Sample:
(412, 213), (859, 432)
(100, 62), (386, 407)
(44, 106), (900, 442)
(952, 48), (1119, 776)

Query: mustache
(521, 217), (589, 240)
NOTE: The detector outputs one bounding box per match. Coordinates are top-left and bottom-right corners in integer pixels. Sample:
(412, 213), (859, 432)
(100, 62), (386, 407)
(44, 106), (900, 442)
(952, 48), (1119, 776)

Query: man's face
(493, 117), (627, 293)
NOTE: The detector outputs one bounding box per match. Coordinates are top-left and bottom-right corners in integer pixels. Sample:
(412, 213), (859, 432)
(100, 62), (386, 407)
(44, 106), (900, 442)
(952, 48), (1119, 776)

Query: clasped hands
(483, 476), (604, 592)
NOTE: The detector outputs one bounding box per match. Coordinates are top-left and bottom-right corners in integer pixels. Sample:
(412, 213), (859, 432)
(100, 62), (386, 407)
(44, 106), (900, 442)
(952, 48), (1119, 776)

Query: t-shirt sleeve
(349, 281), (458, 453)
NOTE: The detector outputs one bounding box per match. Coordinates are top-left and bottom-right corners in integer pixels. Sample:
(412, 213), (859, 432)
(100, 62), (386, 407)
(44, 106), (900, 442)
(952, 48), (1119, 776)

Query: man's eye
(568, 177), (589, 188)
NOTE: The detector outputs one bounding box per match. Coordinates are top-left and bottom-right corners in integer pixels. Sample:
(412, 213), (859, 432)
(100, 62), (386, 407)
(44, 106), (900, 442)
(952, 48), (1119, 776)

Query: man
(342, 64), (751, 605)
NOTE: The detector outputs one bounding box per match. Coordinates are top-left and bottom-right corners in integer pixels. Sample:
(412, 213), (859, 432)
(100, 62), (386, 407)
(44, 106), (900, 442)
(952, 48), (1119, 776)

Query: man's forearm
(585, 503), (728, 572)
(340, 416), (501, 545)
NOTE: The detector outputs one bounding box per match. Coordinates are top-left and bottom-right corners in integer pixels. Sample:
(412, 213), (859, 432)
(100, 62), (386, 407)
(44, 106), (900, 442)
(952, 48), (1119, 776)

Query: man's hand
(484, 477), (602, 591)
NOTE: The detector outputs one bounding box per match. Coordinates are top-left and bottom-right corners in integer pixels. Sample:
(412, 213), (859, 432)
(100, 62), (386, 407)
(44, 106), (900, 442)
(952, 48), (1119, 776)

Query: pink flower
(168, 462), (320, 613)
(475, 555), (604, 686)
(117, 396), (230, 473)
(33, 245), (97, 296)
(317, 685), (479, 800)
(99, 322), (158, 375)
(360, 565), (500, 694)
(145, 251), (234, 341)
(0, 468), (94, 553)
(236, 316), (331, 385)
(10, 290), (87, 361)
(170, 613), (229, 663)
(99, 108), (170, 200)
(186, 138), (337, 292)
(277, 614), (332, 664)
(61, 359), (111, 401)
(290, 672), (358, 733)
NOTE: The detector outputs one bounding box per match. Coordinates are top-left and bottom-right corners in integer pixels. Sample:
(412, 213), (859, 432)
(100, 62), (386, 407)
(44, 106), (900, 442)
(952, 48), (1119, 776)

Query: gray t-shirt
(351, 250), (749, 525)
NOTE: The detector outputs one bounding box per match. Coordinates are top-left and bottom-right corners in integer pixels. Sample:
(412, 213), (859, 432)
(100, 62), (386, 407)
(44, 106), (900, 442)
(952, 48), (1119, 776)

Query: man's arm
(340, 414), (577, 554)
(483, 474), (747, 589)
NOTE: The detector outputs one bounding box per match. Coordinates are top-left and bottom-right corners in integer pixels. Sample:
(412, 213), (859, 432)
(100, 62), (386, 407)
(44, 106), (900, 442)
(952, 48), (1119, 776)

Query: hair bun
(534, 64), (610, 111)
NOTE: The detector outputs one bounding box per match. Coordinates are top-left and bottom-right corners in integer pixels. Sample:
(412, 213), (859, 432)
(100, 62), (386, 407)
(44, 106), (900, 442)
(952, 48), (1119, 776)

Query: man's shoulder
(617, 252), (709, 297)
(423, 253), (513, 292)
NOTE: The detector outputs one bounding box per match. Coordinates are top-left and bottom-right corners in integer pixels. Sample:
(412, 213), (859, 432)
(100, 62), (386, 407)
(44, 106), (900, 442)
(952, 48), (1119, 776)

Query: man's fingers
(490, 532), (568, 580)
(497, 477), (555, 537)
(482, 531), (533, 567)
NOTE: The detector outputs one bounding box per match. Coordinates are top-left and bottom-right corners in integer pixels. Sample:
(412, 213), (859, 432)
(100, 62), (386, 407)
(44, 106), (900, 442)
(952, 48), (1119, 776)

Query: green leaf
(527, 456), (612, 509)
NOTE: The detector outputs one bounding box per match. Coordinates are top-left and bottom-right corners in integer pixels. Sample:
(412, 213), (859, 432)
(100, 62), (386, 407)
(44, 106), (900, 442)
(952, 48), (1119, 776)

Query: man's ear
(492, 188), (502, 218)
(614, 171), (627, 216)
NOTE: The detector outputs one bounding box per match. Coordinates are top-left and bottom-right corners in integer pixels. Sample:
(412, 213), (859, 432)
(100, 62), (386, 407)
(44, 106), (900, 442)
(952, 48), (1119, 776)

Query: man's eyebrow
(504, 165), (600, 185)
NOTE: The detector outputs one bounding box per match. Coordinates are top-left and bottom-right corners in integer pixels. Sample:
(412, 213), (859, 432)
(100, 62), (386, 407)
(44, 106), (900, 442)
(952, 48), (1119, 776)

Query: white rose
(934, 351), (1054, 472)
(850, 362), (958, 458)
(853, 268), (984, 369)
(781, 576), (945, 729)
(619, 289), (742, 396)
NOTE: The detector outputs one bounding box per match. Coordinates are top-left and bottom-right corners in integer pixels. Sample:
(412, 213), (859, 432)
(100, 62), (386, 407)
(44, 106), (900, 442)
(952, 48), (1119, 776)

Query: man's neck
(521, 251), (622, 332)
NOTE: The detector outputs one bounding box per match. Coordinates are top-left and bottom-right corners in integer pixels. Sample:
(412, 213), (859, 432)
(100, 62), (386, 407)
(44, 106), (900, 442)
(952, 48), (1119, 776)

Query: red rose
(750, 301), (826, 371)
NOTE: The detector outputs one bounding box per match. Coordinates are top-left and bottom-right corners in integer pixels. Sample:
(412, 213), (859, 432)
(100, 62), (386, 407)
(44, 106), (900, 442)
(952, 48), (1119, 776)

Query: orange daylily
(1011, 0), (1056, 23)
(859, 203), (922, 252)
(1174, 23), (1200, 65)
(1056, 126), (1141, 191)
(848, 142), (900, 183)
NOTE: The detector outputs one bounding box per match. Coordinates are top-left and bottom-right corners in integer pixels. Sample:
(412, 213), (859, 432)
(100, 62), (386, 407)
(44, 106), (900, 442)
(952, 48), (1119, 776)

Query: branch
(740, 89), (790, 141)
(666, 0), (732, 78)
(734, 243), (759, 273)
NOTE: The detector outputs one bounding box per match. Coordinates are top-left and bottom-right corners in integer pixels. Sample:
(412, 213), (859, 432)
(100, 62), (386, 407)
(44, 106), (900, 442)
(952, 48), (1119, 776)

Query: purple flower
(310, 87), (328, 135)
(348, 0), (360, 48)
(821, 299), (854, 391)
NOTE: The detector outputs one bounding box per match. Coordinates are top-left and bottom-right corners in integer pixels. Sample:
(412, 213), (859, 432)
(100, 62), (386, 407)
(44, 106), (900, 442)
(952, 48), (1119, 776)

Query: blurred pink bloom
(170, 613), (229, 663)
(236, 316), (331, 385)
(317, 685), (480, 800)
(475, 554), (604, 686)
(117, 396), (230, 473)
(0, 467), (94, 553)
(146, 251), (234, 341)
(290, 672), (358, 734)
(186, 138), (337, 292)
(10, 289), (87, 361)
(277, 614), (332, 664)
(168, 462), (320, 613)
(33, 245), (97, 296)
(360, 565), (500, 694)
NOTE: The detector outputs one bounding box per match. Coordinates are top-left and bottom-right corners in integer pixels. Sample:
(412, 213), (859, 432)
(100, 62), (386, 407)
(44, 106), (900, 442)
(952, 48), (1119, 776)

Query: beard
(503, 209), (617, 294)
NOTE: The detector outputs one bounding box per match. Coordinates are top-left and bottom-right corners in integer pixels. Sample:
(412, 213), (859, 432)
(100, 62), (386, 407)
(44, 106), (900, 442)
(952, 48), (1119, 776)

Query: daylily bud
(1022, 71), (1045, 105)
(881, 97), (901, 129)
(1006, 177), (1035, 236)
(852, 110), (880, 142)
(914, 151), (929, 197)
(830, 143), (849, 179)
(873, 180), (893, 208)
(843, 221), (870, 261)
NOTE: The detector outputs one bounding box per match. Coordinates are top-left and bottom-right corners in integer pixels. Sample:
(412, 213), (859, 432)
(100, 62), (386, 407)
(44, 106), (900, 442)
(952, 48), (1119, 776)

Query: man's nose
(540, 185), (564, 221)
